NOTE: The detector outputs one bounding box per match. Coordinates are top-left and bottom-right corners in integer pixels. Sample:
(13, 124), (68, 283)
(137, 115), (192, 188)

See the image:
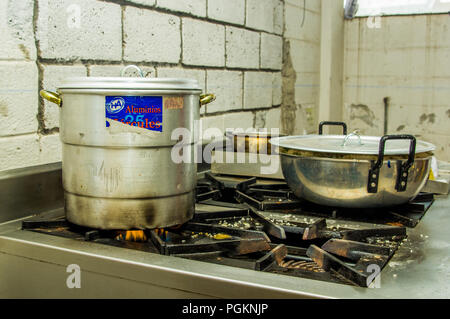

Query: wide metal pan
(269, 121), (435, 208)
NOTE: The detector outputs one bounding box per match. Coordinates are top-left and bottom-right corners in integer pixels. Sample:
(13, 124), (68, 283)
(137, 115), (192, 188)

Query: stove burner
(307, 238), (394, 287)
(150, 221), (271, 256)
(197, 173), (434, 228)
(279, 260), (325, 273)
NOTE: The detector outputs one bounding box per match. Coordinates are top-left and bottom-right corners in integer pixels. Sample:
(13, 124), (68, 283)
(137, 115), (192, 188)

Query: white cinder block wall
(282, 0), (321, 135)
(343, 14), (450, 161)
(0, 0), (324, 172)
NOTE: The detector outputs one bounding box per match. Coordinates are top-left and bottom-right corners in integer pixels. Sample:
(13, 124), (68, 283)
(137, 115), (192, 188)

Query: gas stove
(0, 163), (449, 298)
(16, 171), (435, 289)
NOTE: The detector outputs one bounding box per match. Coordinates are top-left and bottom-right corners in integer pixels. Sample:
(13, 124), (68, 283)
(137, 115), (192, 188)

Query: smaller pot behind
(225, 129), (285, 155)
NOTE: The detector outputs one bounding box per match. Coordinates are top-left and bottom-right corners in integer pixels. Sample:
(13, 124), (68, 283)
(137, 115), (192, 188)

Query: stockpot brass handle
(40, 89), (215, 108)
(200, 94), (216, 106)
(40, 90), (62, 107)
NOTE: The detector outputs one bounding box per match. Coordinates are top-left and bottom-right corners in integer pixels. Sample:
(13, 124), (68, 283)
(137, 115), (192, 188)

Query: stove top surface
(19, 173), (436, 289)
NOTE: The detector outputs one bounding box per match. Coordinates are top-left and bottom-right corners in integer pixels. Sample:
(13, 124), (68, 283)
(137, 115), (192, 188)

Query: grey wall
(343, 14), (450, 161)
(4, 0), (322, 171)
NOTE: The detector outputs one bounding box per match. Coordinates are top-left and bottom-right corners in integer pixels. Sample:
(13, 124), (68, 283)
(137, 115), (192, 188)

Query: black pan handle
(318, 121), (348, 135)
(367, 135), (416, 193)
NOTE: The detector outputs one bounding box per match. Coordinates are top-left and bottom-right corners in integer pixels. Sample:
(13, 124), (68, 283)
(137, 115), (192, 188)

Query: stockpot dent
(270, 122), (435, 208)
(40, 65), (215, 229)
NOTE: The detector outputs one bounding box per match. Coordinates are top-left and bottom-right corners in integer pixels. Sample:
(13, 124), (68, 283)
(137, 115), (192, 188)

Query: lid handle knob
(342, 130), (363, 147)
(121, 65), (145, 78)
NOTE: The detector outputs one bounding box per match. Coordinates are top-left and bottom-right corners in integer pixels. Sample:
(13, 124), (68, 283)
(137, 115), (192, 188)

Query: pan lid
(58, 65), (201, 91)
(269, 134), (435, 155)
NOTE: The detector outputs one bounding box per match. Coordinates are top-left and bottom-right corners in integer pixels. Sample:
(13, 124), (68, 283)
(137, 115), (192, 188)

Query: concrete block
(285, 103), (316, 135)
(301, 103), (318, 133)
(182, 18), (225, 67)
(357, 48), (429, 78)
(266, 107), (282, 130)
(358, 15), (427, 52)
(430, 15), (450, 50)
(207, 0), (245, 25)
(246, 0), (274, 33)
(39, 133), (62, 164)
(42, 64), (87, 129)
(200, 111), (254, 137)
(343, 75), (438, 107)
(89, 65), (156, 77)
(284, 3), (321, 43)
(289, 39), (320, 73)
(417, 133), (450, 162)
(36, 0), (122, 61)
(430, 48), (450, 78)
(206, 70), (243, 113)
(124, 7), (181, 63)
(244, 72), (273, 109)
(0, 61), (38, 137)
(286, 0), (320, 13)
(127, 0), (156, 6)
(260, 33), (282, 70)
(295, 72), (320, 105)
(157, 67), (206, 94)
(254, 107), (281, 130)
(157, 0), (206, 17)
(344, 19), (360, 52)
(343, 46), (359, 77)
(272, 72), (282, 105)
(305, 0), (321, 14)
(431, 77), (450, 105)
(344, 102), (384, 136)
(225, 26), (260, 69)
(273, 0), (284, 35)
(0, 0), (37, 60)
(387, 104), (449, 137)
(0, 134), (40, 172)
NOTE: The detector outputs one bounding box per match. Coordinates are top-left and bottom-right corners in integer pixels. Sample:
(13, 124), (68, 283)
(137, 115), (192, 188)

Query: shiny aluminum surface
(270, 135), (435, 155)
(65, 191), (194, 230)
(59, 91), (199, 229)
(279, 154), (431, 208)
(54, 74), (202, 229)
(60, 92), (200, 147)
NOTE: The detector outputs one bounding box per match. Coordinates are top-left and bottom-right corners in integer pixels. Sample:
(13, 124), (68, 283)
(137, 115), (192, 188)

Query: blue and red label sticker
(105, 96), (163, 132)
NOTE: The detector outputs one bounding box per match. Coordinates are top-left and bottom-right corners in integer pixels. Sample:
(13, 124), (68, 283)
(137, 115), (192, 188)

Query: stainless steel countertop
(0, 163), (449, 298)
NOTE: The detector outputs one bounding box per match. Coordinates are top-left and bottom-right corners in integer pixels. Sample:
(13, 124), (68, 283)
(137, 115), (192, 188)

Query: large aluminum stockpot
(40, 66), (215, 229)
(270, 122), (435, 208)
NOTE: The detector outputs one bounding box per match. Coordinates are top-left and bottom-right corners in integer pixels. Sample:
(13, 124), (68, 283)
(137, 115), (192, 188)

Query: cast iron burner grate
(20, 173), (434, 288)
(196, 173), (434, 228)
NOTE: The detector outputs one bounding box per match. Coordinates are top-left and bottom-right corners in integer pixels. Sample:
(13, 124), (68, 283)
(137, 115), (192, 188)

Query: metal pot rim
(58, 76), (201, 91)
(278, 152), (433, 162)
(225, 129), (285, 138)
